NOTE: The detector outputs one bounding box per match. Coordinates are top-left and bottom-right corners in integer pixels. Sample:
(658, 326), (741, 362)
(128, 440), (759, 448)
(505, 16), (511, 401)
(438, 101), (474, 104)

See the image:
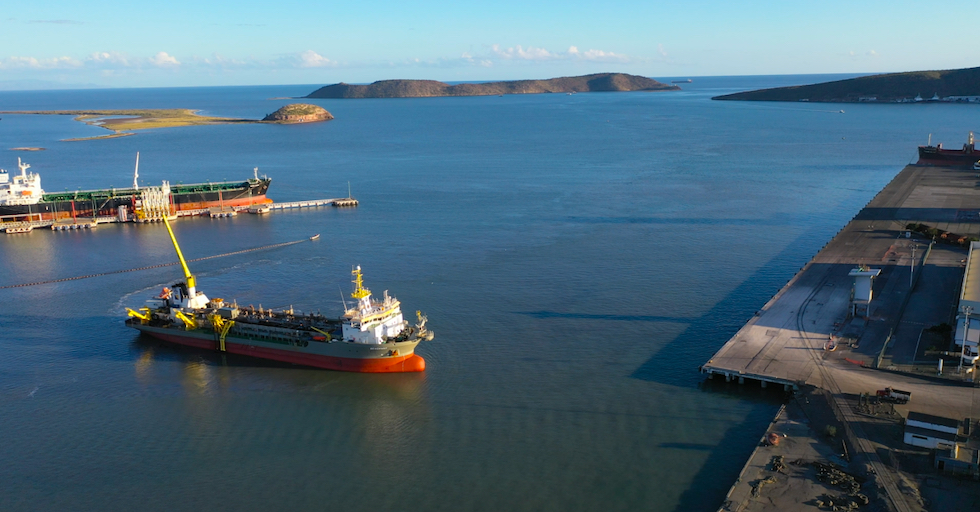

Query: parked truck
(876, 387), (911, 404)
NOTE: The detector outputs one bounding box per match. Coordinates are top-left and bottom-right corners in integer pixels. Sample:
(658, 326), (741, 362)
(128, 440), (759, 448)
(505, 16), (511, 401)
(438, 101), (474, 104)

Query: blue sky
(1, 0), (975, 89)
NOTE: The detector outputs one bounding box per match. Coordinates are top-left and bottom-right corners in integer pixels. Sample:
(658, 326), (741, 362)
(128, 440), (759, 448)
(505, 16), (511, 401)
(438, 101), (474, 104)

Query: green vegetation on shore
(306, 73), (679, 99)
(0, 109), (253, 134)
(713, 66), (980, 103)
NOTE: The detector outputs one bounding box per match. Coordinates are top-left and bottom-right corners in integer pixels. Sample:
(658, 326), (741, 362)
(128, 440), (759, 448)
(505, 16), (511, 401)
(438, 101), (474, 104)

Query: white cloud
(658, 44), (668, 58)
(87, 51), (130, 67)
(490, 44), (555, 61)
(0, 56), (82, 69)
(297, 50), (333, 68)
(579, 49), (627, 62)
(192, 53), (252, 68)
(845, 50), (879, 59)
(149, 51), (180, 67)
(457, 44), (630, 65)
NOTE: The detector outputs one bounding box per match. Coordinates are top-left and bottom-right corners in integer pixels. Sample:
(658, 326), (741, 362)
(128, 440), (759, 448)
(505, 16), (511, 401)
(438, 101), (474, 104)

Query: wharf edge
(701, 163), (980, 512)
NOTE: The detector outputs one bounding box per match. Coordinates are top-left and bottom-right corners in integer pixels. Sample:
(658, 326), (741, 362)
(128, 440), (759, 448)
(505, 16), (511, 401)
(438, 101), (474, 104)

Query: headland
(714, 66), (980, 103)
(305, 72), (679, 99)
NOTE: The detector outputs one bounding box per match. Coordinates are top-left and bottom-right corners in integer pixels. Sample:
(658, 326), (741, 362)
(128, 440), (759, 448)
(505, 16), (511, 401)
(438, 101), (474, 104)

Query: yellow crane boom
(163, 216), (196, 290)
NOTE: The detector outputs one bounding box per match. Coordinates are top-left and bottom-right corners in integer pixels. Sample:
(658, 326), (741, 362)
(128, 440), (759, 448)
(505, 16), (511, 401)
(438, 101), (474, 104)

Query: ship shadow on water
(128, 332), (429, 405)
(129, 333), (298, 370)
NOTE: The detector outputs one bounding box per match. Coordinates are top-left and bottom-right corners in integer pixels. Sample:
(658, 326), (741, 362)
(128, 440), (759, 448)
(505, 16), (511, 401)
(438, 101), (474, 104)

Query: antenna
(339, 285), (349, 311)
(133, 152), (140, 190)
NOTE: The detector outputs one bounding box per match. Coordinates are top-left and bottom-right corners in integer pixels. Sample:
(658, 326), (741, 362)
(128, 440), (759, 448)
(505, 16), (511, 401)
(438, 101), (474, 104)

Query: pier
(703, 164), (980, 512)
(701, 164), (980, 390)
(1, 197), (357, 233)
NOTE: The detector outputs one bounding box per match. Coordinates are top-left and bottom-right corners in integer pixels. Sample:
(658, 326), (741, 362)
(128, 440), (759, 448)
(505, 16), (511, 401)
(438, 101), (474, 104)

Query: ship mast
(133, 152), (140, 190)
(350, 266), (374, 311)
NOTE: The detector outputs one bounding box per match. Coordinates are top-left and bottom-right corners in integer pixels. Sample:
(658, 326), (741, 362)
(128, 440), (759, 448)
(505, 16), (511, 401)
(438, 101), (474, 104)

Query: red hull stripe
(148, 331), (426, 373)
(173, 195), (272, 211)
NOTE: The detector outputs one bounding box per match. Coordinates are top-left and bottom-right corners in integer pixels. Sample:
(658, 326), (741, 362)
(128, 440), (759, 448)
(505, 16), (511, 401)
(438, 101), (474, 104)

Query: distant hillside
(306, 73), (679, 99)
(713, 67), (980, 103)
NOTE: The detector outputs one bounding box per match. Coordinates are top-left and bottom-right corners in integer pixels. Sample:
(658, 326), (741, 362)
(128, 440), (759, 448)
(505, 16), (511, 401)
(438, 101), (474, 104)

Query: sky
(1, 0), (976, 89)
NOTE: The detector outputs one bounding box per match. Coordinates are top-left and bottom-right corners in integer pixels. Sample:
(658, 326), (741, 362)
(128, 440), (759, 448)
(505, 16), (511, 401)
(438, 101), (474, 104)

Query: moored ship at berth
(0, 155), (271, 222)
(917, 132), (980, 167)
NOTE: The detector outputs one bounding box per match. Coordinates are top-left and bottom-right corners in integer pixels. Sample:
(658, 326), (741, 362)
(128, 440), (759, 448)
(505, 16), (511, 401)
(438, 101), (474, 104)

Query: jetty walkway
(2, 197), (357, 233)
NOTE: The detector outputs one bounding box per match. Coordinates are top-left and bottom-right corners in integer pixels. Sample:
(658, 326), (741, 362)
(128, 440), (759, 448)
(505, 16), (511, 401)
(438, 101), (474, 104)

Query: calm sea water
(1, 75), (977, 512)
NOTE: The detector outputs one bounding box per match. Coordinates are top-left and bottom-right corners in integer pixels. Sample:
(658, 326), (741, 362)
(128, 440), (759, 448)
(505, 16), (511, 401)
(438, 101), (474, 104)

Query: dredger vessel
(125, 219), (431, 372)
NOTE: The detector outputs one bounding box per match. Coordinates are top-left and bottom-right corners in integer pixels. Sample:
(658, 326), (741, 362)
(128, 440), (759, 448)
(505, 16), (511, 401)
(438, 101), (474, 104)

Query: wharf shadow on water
(671, 382), (787, 512)
(561, 216), (788, 226)
(517, 311), (697, 323)
(629, 231), (818, 387)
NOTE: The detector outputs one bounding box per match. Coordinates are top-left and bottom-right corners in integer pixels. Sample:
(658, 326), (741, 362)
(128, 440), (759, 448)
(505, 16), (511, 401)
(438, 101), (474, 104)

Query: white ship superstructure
(342, 266), (413, 343)
(0, 159), (44, 206)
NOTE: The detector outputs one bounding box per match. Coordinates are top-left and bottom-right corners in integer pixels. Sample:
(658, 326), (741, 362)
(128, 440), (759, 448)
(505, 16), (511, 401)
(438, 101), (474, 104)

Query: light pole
(961, 306), (973, 374)
(910, 244), (916, 288)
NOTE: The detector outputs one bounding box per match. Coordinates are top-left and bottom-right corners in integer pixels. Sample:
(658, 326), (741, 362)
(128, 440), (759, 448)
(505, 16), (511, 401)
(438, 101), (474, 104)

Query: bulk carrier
(917, 132), (980, 168)
(125, 217), (432, 372)
(0, 154), (271, 223)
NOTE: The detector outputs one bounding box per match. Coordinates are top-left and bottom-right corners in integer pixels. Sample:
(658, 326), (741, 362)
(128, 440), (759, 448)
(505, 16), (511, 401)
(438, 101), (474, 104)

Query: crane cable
(0, 237), (312, 290)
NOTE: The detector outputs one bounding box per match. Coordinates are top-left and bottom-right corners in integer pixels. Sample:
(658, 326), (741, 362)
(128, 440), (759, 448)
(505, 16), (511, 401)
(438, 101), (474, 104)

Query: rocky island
(261, 103), (334, 123)
(713, 66), (980, 103)
(306, 73), (679, 99)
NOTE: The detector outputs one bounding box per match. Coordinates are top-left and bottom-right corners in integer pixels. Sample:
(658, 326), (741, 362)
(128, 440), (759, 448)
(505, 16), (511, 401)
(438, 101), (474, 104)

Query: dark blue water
(1, 77), (976, 512)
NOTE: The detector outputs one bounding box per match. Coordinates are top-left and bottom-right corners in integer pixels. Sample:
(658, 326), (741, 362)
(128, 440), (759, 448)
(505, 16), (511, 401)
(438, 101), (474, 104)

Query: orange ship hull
(145, 328), (426, 373)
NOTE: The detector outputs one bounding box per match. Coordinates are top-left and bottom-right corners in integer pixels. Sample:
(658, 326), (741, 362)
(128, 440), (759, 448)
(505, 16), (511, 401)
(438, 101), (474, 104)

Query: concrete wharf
(701, 164), (980, 390)
(704, 164), (980, 512)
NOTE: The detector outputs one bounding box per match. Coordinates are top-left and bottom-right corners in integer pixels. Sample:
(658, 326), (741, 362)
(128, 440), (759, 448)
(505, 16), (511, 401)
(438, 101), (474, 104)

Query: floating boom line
(0, 237), (312, 289)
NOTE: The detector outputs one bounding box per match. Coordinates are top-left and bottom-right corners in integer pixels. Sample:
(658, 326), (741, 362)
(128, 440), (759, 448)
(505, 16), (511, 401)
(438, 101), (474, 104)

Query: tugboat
(125, 217), (431, 372)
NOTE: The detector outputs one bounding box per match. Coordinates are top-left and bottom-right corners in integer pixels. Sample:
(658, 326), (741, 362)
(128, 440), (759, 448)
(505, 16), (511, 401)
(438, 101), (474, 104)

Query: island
(306, 73), (679, 99)
(262, 103), (334, 123)
(0, 105), (332, 141)
(713, 66), (980, 103)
